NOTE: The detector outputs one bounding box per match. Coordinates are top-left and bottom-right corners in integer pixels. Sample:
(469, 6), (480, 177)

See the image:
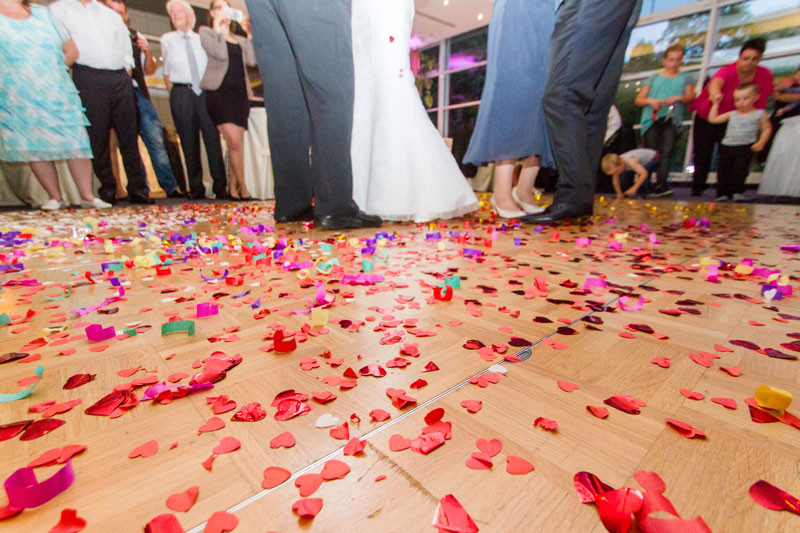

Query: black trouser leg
(543, 0), (643, 207)
(196, 93), (227, 198)
(691, 116), (725, 195)
(170, 87), (204, 196)
(110, 75), (148, 198)
(246, 0), (313, 217)
(725, 144), (753, 195)
(643, 121), (677, 189)
(72, 66), (115, 200)
(717, 144), (738, 198)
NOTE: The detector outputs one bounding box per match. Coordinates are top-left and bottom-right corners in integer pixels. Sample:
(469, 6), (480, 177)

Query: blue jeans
(620, 158), (658, 197)
(136, 89), (178, 194)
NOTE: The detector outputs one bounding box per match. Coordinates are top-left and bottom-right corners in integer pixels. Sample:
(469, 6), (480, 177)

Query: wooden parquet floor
(0, 195), (799, 532)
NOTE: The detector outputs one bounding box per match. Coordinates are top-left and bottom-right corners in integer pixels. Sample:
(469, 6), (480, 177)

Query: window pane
(448, 66), (487, 105)
(419, 45), (440, 77)
(713, 0), (800, 64)
(640, 1), (702, 16)
(416, 75), (439, 110)
(448, 27), (489, 70)
(625, 11), (709, 73)
(615, 77), (649, 126)
(446, 105), (480, 174)
(428, 111), (438, 129)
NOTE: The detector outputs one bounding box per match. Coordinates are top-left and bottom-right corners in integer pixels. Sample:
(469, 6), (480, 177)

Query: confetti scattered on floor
(0, 196), (799, 532)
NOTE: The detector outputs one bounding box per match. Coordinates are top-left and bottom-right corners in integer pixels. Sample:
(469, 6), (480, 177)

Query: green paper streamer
(0, 365), (44, 403)
(0, 313), (10, 326)
(123, 328), (138, 337)
(105, 262), (123, 272)
(361, 259), (374, 273)
(45, 284), (72, 301)
(252, 253), (267, 264)
(161, 320), (195, 336)
(444, 276), (461, 289)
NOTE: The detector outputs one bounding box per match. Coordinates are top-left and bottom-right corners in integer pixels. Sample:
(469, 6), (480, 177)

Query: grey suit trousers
(543, 0), (643, 207)
(245, 0), (357, 218)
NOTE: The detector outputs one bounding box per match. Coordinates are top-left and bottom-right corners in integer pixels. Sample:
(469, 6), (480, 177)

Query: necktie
(184, 34), (202, 96)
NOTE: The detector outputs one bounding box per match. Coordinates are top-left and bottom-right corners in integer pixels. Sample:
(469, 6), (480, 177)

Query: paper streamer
(0, 313), (9, 326)
(444, 276), (461, 289)
(200, 269), (228, 282)
(706, 264), (719, 282)
(45, 284), (72, 301)
(4, 460), (75, 509)
(0, 365), (44, 403)
(85, 324), (116, 342)
(619, 295), (644, 311)
(583, 278), (607, 292)
(196, 303), (219, 318)
(161, 320), (195, 336)
(341, 274), (384, 285)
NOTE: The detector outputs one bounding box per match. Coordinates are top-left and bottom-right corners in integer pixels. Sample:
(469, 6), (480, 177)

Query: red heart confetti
(506, 456), (535, 475)
(262, 466), (291, 489)
(166, 486), (198, 513)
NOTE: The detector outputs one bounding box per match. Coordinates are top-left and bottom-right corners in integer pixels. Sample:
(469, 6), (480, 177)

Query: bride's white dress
(350, 0), (479, 222)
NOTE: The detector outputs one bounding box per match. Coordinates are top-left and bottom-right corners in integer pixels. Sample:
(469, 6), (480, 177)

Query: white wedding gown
(350, 0), (479, 222)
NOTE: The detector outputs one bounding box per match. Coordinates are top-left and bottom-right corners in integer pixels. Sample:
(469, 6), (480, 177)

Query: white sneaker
(80, 197), (112, 209)
(40, 199), (64, 211)
(715, 195), (730, 202)
(490, 195), (526, 219)
(511, 187), (546, 214)
(732, 193), (746, 202)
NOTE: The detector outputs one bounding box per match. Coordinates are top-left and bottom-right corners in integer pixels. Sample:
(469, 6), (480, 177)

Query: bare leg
(28, 161), (63, 202)
(492, 160), (519, 211)
(516, 155), (542, 205)
(65, 158), (97, 202)
(219, 123), (250, 198)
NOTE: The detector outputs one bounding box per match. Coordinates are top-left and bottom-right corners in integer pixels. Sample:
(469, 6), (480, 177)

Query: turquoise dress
(0, 5), (91, 162)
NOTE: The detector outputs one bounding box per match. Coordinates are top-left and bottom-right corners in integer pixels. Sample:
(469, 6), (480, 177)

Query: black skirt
(205, 41), (249, 128)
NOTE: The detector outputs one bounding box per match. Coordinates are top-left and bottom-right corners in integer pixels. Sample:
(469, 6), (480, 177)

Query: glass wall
(418, 0), (800, 179)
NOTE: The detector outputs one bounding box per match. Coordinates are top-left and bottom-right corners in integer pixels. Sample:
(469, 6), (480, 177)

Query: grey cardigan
(198, 26), (257, 91)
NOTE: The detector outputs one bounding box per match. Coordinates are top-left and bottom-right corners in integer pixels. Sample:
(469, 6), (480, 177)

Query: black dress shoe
(274, 206), (314, 223)
(188, 191), (208, 200)
(520, 202), (592, 225)
(166, 190), (187, 199)
(314, 210), (382, 230)
(128, 195), (155, 205)
(100, 194), (117, 205)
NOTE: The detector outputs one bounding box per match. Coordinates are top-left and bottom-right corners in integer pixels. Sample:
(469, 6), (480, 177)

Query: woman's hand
(212, 6), (228, 33)
(242, 17), (252, 38)
(648, 98), (663, 111)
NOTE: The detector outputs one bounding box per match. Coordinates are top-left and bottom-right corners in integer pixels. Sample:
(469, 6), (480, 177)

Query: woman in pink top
(689, 38), (773, 197)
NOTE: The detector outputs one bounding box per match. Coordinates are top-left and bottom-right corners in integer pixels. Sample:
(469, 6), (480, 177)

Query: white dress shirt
(49, 0), (133, 70)
(160, 30), (209, 84)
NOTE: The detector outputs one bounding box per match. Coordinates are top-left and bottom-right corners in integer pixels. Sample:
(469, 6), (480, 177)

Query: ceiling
(127, 0), (493, 46)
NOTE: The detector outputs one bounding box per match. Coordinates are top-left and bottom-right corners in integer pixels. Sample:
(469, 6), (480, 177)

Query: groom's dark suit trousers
(543, 0), (643, 207)
(245, 0), (357, 218)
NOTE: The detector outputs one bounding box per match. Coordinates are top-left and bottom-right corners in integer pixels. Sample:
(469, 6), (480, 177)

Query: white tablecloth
(0, 138), (162, 207)
(242, 107), (274, 200)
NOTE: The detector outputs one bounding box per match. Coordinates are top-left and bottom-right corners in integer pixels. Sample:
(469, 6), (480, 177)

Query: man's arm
(138, 33), (157, 75)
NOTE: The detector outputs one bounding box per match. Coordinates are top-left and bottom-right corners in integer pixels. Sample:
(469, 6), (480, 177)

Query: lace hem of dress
(0, 148), (93, 163)
(366, 201), (481, 223)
